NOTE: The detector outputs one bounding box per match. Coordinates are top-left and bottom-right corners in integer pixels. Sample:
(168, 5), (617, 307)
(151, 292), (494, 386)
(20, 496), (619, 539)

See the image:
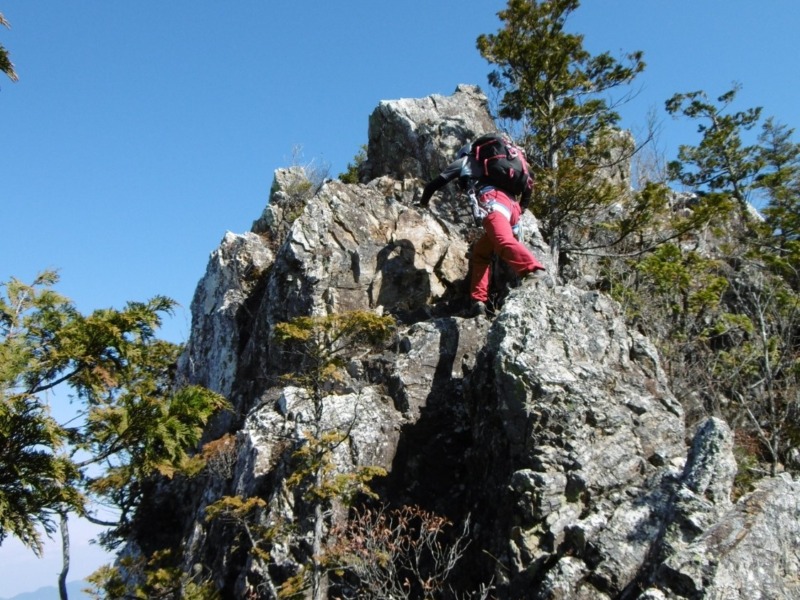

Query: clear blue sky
(1, 1), (798, 596)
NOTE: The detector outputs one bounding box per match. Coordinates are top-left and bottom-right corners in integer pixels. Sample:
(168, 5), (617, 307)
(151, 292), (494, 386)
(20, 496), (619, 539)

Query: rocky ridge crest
(136, 85), (799, 599)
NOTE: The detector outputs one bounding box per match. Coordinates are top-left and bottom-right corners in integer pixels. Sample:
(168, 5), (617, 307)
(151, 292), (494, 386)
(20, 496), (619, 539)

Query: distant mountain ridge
(0, 581), (90, 600)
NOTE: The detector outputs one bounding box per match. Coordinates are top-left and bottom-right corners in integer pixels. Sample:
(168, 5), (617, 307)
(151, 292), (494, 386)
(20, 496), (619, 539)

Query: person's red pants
(470, 188), (545, 302)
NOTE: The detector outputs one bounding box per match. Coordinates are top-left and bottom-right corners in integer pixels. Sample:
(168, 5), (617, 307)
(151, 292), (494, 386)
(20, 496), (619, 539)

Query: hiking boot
(523, 268), (554, 287)
(467, 300), (488, 318)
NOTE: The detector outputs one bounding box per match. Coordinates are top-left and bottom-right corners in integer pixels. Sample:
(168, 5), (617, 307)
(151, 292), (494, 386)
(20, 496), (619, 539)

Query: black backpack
(470, 134), (533, 196)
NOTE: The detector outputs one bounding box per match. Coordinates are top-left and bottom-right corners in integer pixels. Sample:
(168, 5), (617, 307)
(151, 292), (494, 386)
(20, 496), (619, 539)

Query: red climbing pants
(470, 188), (545, 303)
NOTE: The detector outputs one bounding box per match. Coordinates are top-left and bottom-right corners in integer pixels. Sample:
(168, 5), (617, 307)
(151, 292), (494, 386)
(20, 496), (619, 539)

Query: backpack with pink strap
(469, 133), (533, 197)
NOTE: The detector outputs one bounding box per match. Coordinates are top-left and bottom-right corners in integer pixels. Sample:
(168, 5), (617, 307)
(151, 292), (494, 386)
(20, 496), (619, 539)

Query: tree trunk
(58, 512), (70, 600)
(311, 487), (326, 600)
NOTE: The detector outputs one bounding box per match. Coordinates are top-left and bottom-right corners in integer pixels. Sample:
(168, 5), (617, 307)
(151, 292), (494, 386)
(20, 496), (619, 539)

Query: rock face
(130, 86), (800, 599)
(362, 83), (496, 184)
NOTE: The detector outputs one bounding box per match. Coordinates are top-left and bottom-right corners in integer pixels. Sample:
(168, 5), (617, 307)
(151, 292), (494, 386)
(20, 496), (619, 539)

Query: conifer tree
(756, 118), (800, 289)
(0, 271), (226, 598)
(272, 311), (394, 600)
(0, 12), (18, 82)
(199, 311), (394, 600)
(666, 85), (763, 221)
(636, 88), (800, 479)
(477, 0), (645, 263)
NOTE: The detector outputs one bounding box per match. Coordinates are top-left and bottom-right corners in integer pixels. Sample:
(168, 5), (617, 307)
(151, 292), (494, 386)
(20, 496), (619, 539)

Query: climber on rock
(419, 135), (546, 317)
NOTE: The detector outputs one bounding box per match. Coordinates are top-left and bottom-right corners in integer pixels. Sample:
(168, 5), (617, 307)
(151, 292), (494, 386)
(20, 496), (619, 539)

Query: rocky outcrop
(461, 278), (686, 598)
(652, 471), (800, 600)
(362, 83), (498, 227)
(362, 83), (496, 184)
(128, 85), (799, 599)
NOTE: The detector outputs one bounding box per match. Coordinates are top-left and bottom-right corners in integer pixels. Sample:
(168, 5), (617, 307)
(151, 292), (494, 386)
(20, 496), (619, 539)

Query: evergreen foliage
(203, 311), (395, 599)
(87, 548), (221, 600)
(476, 1), (799, 483)
(667, 85), (763, 219)
(604, 85), (800, 480)
(0, 271), (227, 558)
(338, 145), (367, 185)
(477, 0), (645, 261)
(757, 118), (800, 289)
(0, 12), (18, 82)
